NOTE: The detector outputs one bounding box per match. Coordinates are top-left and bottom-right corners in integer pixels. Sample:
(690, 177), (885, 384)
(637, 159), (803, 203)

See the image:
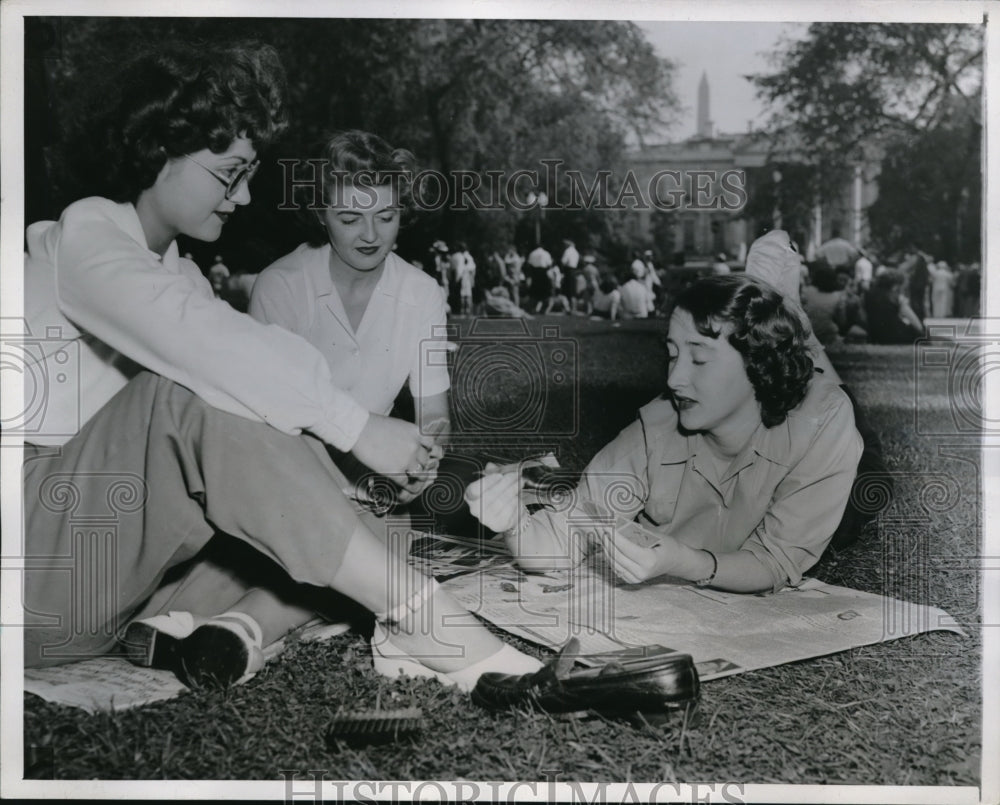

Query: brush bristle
(325, 707), (425, 748)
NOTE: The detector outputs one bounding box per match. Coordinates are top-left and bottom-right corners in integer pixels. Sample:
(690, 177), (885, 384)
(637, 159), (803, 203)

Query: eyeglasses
(182, 154), (260, 200)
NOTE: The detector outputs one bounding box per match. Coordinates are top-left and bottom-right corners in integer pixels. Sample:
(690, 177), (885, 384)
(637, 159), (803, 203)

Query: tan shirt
(522, 376), (863, 591)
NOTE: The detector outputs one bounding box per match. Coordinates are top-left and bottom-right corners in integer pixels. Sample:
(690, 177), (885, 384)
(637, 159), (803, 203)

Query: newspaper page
(442, 557), (964, 681)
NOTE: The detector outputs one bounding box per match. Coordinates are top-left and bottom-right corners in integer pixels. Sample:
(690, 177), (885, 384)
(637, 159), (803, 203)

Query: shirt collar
(747, 419), (792, 467)
(121, 201), (181, 270)
(662, 419), (791, 473)
(118, 202), (150, 249)
(312, 244), (398, 300)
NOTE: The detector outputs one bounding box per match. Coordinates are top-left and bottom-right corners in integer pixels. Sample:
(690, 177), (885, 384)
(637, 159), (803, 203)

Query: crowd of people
(412, 239), (674, 323)
(402, 230), (980, 346)
(800, 234), (980, 346)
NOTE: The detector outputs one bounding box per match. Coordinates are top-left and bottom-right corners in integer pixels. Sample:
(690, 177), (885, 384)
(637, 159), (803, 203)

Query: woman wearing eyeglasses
(22, 41), (540, 689)
(135, 132), (457, 670)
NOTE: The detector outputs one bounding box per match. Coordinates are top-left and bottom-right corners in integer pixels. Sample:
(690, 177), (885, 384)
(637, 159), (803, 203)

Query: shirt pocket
(643, 461), (687, 525)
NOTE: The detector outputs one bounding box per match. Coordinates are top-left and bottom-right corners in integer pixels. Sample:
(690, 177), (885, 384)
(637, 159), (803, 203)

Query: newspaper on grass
(441, 553), (965, 681)
(437, 454), (964, 678)
(22, 451), (963, 709)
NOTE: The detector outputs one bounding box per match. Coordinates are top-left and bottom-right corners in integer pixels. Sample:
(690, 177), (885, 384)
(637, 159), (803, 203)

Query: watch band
(694, 549), (718, 587)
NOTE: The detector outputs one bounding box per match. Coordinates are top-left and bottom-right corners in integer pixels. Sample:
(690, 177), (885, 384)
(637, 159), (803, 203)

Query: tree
(749, 23), (983, 260)
(752, 23), (982, 164)
(34, 18), (679, 269)
(280, 19), (679, 257)
(866, 95), (981, 261)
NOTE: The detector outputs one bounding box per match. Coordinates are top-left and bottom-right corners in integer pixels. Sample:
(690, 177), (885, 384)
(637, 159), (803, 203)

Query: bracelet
(502, 506), (535, 541)
(694, 549), (718, 587)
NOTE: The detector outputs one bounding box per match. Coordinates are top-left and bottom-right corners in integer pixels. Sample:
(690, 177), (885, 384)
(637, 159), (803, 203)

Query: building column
(809, 196), (823, 261)
(852, 163), (864, 248)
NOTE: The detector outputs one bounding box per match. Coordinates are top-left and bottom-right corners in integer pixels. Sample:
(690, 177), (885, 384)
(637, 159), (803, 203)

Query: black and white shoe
(120, 610), (264, 688)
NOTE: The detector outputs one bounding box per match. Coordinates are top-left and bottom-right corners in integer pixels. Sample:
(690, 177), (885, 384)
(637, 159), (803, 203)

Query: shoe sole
(180, 625), (252, 687)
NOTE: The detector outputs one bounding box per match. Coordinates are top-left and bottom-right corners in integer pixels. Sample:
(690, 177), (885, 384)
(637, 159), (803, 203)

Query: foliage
(749, 23), (983, 261)
(752, 23), (982, 163)
(739, 162), (823, 249)
(866, 95), (981, 261)
(28, 17), (679, 269)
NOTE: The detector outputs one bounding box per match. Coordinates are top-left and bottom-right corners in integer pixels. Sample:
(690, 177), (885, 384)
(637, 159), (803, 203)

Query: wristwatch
(694, 549), (718, 587)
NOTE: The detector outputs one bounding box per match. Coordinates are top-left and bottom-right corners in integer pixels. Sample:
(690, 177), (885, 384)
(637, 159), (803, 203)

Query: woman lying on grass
(22, 40), (541, 689)
(466, 274), (864, 593)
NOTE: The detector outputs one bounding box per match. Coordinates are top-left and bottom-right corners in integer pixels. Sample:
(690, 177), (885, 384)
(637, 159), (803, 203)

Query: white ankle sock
(133, 610), (195, 639)
(211, 611), (263, 647)
(445, 644), (544, 691)
(372, 624), (544, 693)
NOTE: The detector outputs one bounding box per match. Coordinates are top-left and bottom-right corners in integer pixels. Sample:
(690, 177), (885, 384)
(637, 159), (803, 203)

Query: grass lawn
(21, 316), (983, 787)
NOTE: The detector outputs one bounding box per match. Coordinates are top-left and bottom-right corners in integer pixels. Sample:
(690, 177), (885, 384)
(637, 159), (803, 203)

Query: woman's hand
(395, 442), (444, 503)
(352, 414), (437, 477)
(599, 529), (678, 584)
(464, 465), (521, 533)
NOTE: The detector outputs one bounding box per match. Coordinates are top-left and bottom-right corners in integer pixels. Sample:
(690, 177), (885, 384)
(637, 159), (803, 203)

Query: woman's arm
(465, 415), (652, 572)
(897, 294), (924, 329)
(394, 390), (451, 503)
(417, 391), (451, 441)
(602, 532), (775, 592)
(55, 205), (368, 451)
(54, 202), (437, 476)
(604, 385), (863, 593)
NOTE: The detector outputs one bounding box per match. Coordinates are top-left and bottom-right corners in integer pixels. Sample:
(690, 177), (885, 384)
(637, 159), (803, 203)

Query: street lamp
(771, 169), (783, 231)
(957, 186), (970, 259)
(527, 190), (548, 245)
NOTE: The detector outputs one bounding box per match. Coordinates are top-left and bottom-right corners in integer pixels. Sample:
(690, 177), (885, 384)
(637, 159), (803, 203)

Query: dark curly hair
(76, 40), (287, 203)
(668, 274), (814, 428)
(298, 129), (418, 247)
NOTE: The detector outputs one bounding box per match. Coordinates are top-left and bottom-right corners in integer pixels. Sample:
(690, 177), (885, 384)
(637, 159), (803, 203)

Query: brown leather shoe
(471, 638), (699, 717)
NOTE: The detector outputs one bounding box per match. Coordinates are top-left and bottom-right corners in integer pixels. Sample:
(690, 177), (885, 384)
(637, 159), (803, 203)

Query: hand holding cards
(463, 453), (560, 533)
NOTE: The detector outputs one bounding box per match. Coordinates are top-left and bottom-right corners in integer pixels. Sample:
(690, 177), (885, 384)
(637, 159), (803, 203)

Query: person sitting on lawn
(865, 268), (925, 344)
(619, 262), (656, 319)
(590, 274), (622, 321)
(22, 40), (541, 689)
(800, 261), (846, 347)
(251, 129), (450, 451)
(131, 129), (458, 666)
(465, 274), (863, 593)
